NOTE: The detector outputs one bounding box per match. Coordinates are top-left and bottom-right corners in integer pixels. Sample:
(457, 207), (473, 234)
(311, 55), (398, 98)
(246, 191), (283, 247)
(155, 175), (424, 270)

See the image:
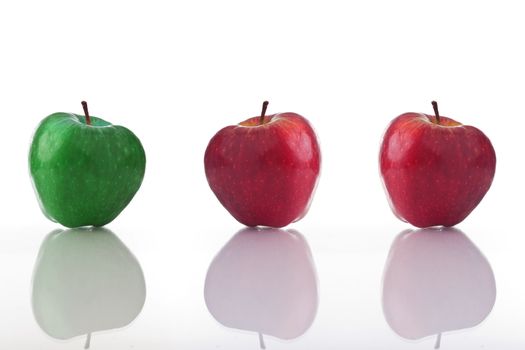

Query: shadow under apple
(32, 227), (146, 348)
(382, 227), (496, 348)
(204, 227), (318, 348)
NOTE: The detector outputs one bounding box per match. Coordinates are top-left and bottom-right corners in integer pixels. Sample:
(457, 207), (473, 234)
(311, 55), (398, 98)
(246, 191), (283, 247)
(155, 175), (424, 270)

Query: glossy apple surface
(379, 106), (495, 227)
(382, 227), (496, 342)
(204, 227), (318, 345)
(32, 227), (146, 344)
(29, 107), (146, 228)
(204, 107), (320, 227)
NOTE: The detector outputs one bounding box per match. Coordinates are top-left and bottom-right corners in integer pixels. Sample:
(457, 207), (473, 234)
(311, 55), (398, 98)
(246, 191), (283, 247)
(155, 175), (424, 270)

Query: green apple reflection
(204, 227), (318, 348)
(32, 227), (146, 348)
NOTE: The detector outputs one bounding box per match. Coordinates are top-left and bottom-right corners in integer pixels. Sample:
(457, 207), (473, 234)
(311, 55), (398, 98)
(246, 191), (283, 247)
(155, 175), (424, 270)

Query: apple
(204, 227), (318, 347)
(29, 101), (146, 228)
(382, 227), (496, 347)
(32, 227), (146, 348)
(204, 101), (321, 227)
(379, 101), (496, 227)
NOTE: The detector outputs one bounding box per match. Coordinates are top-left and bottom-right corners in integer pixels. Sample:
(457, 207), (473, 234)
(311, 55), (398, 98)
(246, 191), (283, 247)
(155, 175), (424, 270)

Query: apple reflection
(382, 227), (496, 348)
(31, 227), (146, 348)
(204, 227), (318, 348)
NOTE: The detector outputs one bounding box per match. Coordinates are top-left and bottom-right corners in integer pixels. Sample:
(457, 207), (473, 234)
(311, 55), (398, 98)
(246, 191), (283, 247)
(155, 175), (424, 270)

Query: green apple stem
(431, 100), (441, 124)
(81, 101), (92, 126)
(434, 332), (441, 349)
(258, 332), (266, 349)
(84, 332), (92, 349)
(259, 101), (269, 125)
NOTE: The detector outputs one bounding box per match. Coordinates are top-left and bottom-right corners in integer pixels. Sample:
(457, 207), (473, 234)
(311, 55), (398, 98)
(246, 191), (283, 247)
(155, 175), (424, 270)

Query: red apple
(204, 102), (321, 228)
(204, 228), (318, 347)
(382, 227), (496, 346)
(379, 101), (496, 228)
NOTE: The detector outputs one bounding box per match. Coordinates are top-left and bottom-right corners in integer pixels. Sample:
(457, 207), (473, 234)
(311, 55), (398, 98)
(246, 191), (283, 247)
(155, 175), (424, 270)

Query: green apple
(32, 227), (146, 347)
(29, 102), (146, 228)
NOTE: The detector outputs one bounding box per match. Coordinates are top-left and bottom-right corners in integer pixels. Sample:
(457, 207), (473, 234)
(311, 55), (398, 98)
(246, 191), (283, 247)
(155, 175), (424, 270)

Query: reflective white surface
(1, 223), (523, 349)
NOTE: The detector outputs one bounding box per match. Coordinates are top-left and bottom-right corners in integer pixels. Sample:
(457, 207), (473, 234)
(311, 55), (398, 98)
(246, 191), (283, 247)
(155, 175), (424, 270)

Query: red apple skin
(204, 112), (321, 228)
(380, 112), (496, 228)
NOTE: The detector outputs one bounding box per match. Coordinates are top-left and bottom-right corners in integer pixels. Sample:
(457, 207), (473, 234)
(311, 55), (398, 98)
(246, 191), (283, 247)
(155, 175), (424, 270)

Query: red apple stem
(81, 101), (92, 126)
(258, 332), (266, 349)
(434, 332), (441, 349)
(84, 332), (92, 349)
(259, 101), (269, 125)
(431, 101), (441, 124)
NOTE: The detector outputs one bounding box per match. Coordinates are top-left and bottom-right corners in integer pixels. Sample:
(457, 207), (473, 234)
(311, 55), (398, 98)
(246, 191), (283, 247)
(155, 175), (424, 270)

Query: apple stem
(258, 332), (266, 349)
(431, 100), (441, 124)
(259, 101), (269, 125)
(81, 101), (92, 126)
(434, 332), (441, 349)
(84, 332), (92, 349)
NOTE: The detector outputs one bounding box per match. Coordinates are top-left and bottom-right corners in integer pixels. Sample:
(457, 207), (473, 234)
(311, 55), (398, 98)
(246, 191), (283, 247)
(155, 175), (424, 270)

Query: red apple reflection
(204, 227), (318, 347)
(382, 227), (496, 347)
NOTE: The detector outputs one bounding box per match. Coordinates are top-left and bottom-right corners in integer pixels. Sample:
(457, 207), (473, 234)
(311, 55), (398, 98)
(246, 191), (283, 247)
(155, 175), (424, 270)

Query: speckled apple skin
(29, 113), (146, 228)
(380, 113), (496, 228)
(204, 113), (321, 228)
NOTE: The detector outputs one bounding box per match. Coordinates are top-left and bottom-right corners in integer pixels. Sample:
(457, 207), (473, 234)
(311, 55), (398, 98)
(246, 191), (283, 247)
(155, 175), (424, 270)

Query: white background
(0, 0), (524, 348)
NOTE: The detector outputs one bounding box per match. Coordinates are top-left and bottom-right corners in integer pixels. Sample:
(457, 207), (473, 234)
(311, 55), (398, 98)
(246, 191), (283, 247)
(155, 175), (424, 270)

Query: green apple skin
(29, 112), (146, 228)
